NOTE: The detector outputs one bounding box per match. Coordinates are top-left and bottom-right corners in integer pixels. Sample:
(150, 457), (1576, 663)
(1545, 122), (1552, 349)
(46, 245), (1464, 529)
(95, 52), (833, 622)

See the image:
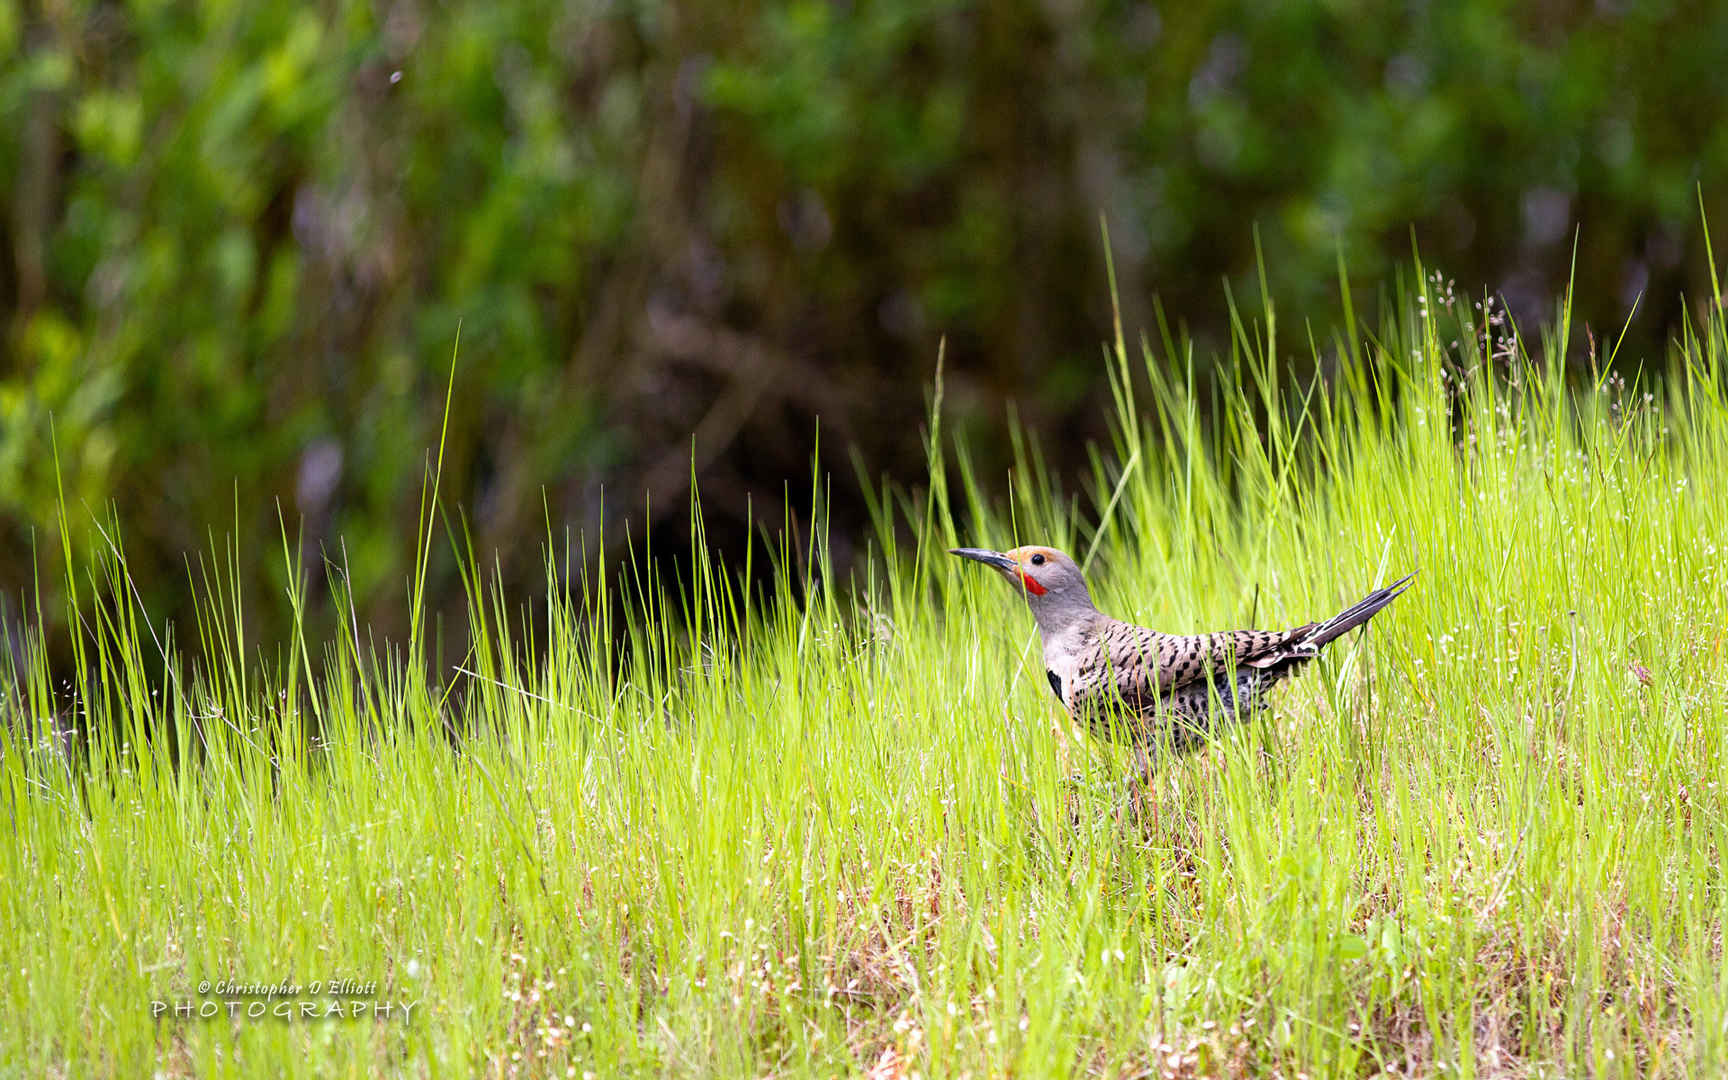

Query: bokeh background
(4, 0), (1728, 657)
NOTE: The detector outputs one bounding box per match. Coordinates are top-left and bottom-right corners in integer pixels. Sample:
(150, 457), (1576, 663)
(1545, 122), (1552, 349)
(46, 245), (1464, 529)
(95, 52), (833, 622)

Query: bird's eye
(1030, 553), (1046, 566)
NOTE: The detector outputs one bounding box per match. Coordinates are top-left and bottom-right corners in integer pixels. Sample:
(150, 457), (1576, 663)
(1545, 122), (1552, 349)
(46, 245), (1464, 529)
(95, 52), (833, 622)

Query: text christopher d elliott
(151, 979), (419, 1022)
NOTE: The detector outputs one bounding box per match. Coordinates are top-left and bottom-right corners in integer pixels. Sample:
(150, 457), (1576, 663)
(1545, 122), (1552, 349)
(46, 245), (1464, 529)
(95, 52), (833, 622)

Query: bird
(950, 545), (1411, 771)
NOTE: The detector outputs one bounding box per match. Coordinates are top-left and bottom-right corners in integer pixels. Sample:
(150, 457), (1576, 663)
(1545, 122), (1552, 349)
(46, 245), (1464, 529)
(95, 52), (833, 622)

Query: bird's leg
(1116, 741), (1159, 822)
(1126, 740), (1160, 791)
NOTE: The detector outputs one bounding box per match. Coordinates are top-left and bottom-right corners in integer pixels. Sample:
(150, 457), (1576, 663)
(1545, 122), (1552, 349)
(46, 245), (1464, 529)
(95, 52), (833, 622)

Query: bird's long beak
(948, 547), (1017, 574)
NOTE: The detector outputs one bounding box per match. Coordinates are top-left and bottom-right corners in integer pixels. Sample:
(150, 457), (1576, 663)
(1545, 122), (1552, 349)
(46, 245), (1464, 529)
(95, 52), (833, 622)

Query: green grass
(5, 262), (1728, 1078)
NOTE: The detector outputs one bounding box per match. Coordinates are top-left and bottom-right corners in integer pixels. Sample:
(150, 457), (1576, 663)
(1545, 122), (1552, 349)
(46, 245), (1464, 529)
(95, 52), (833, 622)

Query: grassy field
(5, 262), (1728, 1078)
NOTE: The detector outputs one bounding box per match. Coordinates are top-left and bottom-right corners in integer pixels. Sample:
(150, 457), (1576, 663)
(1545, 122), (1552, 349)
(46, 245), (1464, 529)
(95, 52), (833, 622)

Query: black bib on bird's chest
(1046, 669), (1063, 701)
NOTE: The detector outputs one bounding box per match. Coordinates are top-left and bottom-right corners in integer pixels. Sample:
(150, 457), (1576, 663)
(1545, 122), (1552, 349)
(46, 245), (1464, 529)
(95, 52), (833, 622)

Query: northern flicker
(951, 546), (1411, 763)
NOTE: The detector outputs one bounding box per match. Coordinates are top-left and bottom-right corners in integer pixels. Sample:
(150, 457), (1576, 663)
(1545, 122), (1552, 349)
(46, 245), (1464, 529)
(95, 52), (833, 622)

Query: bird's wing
(1065, 619), (1313, 741)
(1069, 579), (1412, 732)
(1097, 619), (1313, 696)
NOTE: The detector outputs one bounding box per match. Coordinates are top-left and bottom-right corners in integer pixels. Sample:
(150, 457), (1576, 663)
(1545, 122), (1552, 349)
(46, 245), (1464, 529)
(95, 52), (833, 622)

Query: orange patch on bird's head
(1004, 546), (1066, 596)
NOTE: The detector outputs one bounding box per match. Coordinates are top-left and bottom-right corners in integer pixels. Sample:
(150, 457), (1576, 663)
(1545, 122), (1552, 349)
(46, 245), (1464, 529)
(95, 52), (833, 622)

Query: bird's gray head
(948, 545), (1098, 634)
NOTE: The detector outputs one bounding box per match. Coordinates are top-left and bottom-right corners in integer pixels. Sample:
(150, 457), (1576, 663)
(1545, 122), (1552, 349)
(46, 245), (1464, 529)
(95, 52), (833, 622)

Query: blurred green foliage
(3, 0), (1727, 652)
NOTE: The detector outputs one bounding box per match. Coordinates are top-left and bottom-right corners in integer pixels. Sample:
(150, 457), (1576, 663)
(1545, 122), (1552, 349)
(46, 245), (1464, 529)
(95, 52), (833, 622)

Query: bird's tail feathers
(1302, 572), (1415, 650)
